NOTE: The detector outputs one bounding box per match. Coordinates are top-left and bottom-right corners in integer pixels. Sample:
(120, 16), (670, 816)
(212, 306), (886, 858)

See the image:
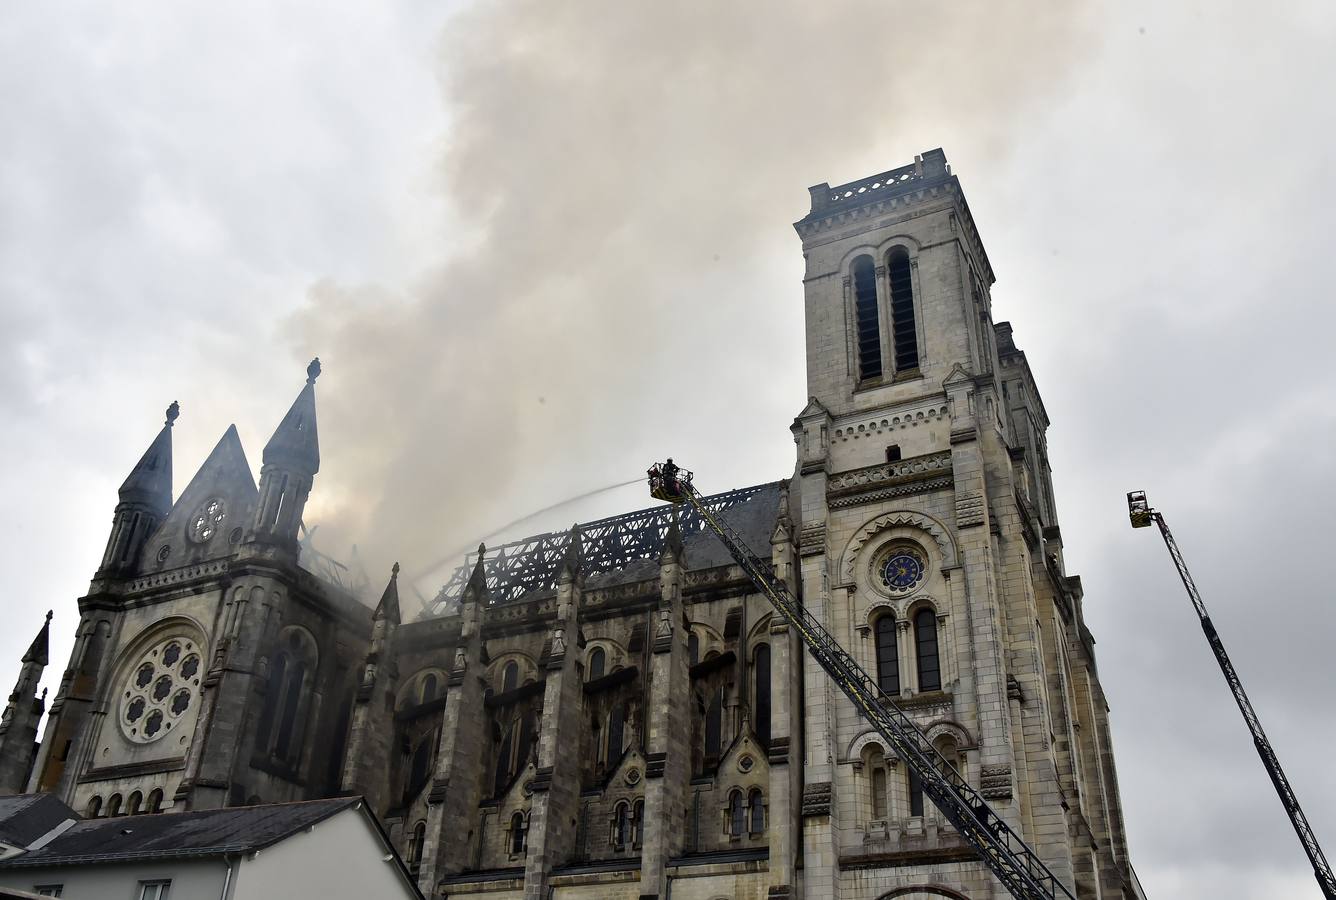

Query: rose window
(120, 637), (204, 744)
(188, 498), (227, 544)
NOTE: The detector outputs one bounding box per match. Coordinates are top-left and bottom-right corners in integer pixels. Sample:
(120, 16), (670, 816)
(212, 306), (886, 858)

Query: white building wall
(0, 859), (224, 900)
(230, 806), (418, 900)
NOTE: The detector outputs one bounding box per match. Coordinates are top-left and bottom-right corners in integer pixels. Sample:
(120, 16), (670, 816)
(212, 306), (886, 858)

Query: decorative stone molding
(830, 412), (950, 445)
(799, 523), (827, 558)
(801, 781), (832, 818)
(828, 477), (953, 510)
(767, 736), (790, 766)
(841, 510), (959, 585)
(954, 492), (985, 528)
(644, 751), (666, 779)
(980, 764), (1013, 800)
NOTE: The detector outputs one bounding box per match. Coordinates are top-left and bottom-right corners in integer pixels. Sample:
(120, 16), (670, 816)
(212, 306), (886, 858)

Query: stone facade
(0, 149), (1140, 899)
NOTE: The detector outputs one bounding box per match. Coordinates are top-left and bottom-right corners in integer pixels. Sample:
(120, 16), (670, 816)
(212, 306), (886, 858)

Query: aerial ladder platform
(649, 462), (1078, 900)
(1127, 491), (1336, 900)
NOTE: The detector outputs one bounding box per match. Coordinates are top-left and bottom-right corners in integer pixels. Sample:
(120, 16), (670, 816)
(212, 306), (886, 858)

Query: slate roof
(0, 797), (356, 868)
(0, 795), (77, 849)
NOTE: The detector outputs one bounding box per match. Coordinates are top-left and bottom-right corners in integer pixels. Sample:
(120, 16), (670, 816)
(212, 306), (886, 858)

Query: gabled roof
(0, 798), (355, 868)
(0, 795), (77, 850)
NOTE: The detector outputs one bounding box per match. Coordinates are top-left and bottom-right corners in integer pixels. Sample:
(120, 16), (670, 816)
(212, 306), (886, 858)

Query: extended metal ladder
(649, 464), (1076, 900)
(1128, 491), (1335, 899)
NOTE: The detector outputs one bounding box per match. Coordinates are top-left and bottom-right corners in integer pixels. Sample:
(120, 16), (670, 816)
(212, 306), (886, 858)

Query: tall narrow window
(632, 799), (645, 846)
(914, 609), (941, 692)
(704, 690), (722, 762)
(753, 644), (771, 748)
(494, 727), (514, 797)
(908, 768), (924, 817)
(502, 661), (519, 693)
(874, 616), (900, 695)
(749, 789), (765, 834)
(688, 633), (700, 666)
(871, 767), (887, 819)
(887, 248), (918, 371)
(86, 796), (102, 818)
(107, 794), (123, 817)
(407, 736), (433, 799)
(147, 789), (163, 814)
(853, 256), (882, 380)
(729, 791), (746, 837)
(407, 821), (426, 873)
(510, 812), (527, 855)
(127, 791), (143, 815)
(606, 703), (625, 767)
(275, 661), (307, 761)
(615, 803), (630, 847)
(588, 648), (606, 681)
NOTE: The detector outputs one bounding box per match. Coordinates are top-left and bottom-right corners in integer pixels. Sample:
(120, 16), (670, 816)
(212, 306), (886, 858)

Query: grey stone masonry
(0, 613), (49, 795)
(638, 528), (690, 899)
(418, 553), (490, 891)
(523, 538), (586, 900)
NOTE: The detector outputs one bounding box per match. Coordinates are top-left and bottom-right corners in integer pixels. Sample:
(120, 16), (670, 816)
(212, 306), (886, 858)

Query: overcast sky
(3, 2), (1335, 897)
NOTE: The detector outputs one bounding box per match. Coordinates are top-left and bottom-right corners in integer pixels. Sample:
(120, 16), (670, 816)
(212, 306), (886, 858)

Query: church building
(0, 149), (1141, 899)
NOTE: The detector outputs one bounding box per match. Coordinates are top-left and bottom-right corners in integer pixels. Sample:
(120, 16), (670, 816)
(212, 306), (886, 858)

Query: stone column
(419, 550), (491, 892)
(523, 532), (585, 900)
(638, 525), (690, 900)
(766, 507), (800, 900)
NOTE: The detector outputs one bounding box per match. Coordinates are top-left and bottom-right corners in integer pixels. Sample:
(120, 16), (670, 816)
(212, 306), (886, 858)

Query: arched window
(419, 673), (438, 705)
(632, 799), (645, 847)
(407, 821), (426, 873)
(704, 690), (723, 762)
(908, 767), (925, 818)
(86, 796), (102, 818)
(107, 794), (123, 817)
(502, 661), (519, 693)
(147, 789), (163, 814)
(749, 789), (765, 834)
(852, 256), (881, 380)
(887, 247), (918, 371)
(729, 790), (746, 837)
(753, 644), (771, 748)
(588, 647), (606, 681)
(510, 811), (527, 855)
(875, 615), (900, 695)
(688, 632), (700, 666)
(871, 766), (888, 819)
(614, 802), (630, 848)
(259, 628), (318, 770)
(127, 791), (143, 816)
(914, 609), (940, 692)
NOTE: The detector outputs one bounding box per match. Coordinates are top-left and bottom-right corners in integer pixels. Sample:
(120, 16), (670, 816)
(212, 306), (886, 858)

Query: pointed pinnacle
(165, 401), (180, 427)
(306, 357), (322, 384)
(391, 562), (400, 579)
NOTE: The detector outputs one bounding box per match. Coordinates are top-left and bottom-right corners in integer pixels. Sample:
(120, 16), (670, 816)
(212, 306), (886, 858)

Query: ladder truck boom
(1127, 491), (1336, 900)
(649, 462), (1077, 900)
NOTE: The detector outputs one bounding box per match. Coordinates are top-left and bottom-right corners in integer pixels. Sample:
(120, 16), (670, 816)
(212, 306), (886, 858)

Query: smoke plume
(289, 1), (1096, 602)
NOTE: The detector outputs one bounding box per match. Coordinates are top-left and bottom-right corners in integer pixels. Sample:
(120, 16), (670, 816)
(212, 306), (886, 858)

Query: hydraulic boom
(1127, 491), (1336, 900)
(649, 463), (1076, 900)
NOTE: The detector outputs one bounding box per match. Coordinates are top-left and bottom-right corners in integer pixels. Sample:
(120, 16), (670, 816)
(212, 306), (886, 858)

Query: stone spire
(262, 358), (321, 474)
(252, 359), (321, 545)
(557, 523), (584, 584)
(21, 611), (51, 667)
(117, 401), (177, 513)
(374, 562), (402, 625)
(462, 544), (489, 605)
(98, 403), (177, 576)
(0, 611), (52, 794)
